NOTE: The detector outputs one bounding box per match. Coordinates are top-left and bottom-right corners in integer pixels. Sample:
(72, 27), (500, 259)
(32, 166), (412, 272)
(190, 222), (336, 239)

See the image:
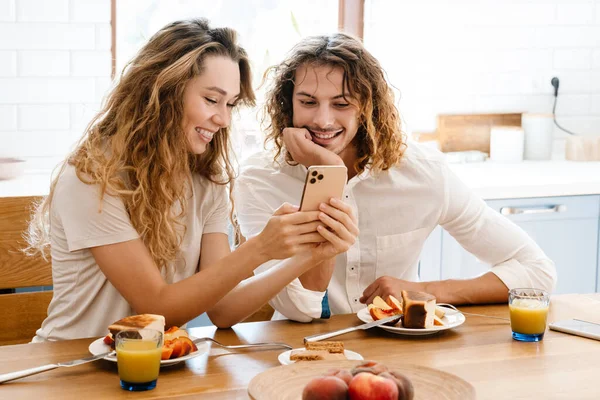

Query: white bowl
(0, 158), (26, 180)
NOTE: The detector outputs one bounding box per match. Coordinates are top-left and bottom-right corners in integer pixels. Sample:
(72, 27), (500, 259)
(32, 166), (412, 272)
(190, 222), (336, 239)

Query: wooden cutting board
(248, 359), (476, 400)
(437, 113), (522, 153)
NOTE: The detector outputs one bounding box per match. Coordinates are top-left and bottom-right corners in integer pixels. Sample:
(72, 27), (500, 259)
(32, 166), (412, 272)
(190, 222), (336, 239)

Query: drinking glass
(115, 328), (163, 391)
(508, 288), (550, 342)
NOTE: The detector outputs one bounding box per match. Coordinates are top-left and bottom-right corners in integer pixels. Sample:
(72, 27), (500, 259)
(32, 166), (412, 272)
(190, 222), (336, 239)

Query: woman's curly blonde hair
(262, 32), (405, 174)
(27, 19), (255, 269)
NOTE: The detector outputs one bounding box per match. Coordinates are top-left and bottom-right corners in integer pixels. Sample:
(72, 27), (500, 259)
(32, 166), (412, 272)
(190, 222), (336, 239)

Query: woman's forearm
(139, 237), (270, 327)
(206, 251), (322, 328)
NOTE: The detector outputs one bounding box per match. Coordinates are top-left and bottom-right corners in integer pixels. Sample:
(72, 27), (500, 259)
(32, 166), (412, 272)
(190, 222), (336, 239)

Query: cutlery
(303, 314), (402, 343)
(437, 303), (510, 321)
(193, 337), (292, 350)
(0, 350), (114, 384)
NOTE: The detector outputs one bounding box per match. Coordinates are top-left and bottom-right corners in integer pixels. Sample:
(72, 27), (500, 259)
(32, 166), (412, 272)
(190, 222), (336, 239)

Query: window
(116, 0), (339, 160)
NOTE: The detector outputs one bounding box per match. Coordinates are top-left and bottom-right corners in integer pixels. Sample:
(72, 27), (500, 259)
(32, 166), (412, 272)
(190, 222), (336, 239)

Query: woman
(27, 19), (358, 341)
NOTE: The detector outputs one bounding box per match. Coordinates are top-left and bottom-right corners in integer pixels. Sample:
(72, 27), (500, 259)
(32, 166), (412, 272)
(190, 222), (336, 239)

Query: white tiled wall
(364, 0), (600, 139)
(2, 1), (598, 170)
(0, 0), (111, 171)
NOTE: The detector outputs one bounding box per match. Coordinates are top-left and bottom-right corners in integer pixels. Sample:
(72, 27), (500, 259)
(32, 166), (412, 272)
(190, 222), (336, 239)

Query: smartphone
(299, 165), (348, 212)
(549, 319), (600, 341)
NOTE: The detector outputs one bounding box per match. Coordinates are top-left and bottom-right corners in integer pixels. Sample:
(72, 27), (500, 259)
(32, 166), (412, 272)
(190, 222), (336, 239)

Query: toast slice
(304, 341), (345, 353)
(290, 350), (347, 361)
(106, 314), (165, 346)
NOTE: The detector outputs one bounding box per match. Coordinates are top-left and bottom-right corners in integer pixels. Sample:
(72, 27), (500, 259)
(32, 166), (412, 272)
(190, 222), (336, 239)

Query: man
(234, 33), (556, 322)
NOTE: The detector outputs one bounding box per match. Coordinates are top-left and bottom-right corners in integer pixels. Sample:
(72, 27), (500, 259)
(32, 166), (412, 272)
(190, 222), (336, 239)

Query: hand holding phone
(299, 165), (348, 212)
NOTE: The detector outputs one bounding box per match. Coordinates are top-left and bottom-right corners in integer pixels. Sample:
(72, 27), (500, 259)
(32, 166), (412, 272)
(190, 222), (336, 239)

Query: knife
(0, 350), (115, 384)
(304, 314), (403, 343)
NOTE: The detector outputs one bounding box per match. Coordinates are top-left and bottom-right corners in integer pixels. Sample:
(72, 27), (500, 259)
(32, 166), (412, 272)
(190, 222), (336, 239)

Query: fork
(438, 303), (510, 322)
(193, 337), (292, 350)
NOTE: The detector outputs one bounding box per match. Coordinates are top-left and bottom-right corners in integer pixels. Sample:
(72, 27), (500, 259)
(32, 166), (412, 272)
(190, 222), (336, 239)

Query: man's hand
(282, 127), (344, 167)
(359, 276), (427, 305)
(310, 198), (359, 262)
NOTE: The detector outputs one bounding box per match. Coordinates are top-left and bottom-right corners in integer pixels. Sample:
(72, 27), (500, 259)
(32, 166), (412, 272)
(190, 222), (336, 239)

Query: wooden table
(1, 294), (599, 399)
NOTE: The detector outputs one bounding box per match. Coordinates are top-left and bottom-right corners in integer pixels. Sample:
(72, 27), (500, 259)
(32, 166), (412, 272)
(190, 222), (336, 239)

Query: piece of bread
(304, 341), (345, 353)
(401, 290), (436, 329)
(290, 350), (347, 362)
(108, 314), (165, 341)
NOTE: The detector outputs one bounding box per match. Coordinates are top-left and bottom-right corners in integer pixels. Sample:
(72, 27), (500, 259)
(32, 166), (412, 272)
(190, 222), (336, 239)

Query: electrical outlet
(551, 77), (559, 97)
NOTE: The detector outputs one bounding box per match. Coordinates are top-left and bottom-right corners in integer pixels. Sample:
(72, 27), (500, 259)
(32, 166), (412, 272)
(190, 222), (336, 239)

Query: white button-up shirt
(234, 142), (556, 322)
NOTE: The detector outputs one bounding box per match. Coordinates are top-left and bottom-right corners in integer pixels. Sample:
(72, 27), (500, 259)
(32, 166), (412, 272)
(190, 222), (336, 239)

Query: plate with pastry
(356, 291), (466, 336)
(88, 314), (209, 366)
(278, 341), (363, 365)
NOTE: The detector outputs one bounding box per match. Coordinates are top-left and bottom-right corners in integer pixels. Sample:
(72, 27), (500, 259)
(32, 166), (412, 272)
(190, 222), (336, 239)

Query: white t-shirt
(234, 141), (557, 322)
(33, 165), (229, 341)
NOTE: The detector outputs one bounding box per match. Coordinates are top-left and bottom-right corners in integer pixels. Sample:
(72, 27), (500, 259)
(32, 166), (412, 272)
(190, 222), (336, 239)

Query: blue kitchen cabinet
(437, 195), (600, 294)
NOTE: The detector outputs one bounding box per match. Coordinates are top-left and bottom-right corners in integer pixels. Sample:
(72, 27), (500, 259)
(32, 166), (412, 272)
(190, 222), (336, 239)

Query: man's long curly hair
(262, 33), (405, 174)
(27, 19), (255, 269)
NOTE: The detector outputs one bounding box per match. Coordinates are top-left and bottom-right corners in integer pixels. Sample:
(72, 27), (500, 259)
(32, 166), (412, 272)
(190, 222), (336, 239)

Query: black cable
(551, 79), (577, 135)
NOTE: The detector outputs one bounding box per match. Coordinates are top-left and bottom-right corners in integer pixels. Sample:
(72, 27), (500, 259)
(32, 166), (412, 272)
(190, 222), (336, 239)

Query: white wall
(2, 0), (599, 172)
(364, 0), (600, 140)
(0, 0), (111, 172)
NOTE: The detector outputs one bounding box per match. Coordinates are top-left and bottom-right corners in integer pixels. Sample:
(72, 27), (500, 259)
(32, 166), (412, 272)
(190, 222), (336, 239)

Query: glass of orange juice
(509, 288), (550, 342)
(115, 328), (163, 391)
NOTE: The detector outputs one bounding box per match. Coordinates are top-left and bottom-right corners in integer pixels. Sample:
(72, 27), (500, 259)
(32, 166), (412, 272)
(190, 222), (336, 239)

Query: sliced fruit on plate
(435, 306), (446, 319)
(372, 295), (393, 310)
(386, 295), (403, 313)
(163, 336), (198, 359)
(103, 335), (114, 346)
(433, 315), (445, 326)
(161, 346), (174, 360)
(368, 304), (401, 325)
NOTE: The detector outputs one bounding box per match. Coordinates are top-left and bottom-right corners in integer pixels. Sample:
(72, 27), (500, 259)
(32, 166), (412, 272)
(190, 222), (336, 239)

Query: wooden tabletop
(1, 294), (599, 399)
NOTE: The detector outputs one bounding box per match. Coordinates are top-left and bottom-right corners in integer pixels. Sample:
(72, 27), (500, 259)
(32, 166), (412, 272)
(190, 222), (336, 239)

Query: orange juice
(509, 298), (549, 334)
(117, 340), (161, 383)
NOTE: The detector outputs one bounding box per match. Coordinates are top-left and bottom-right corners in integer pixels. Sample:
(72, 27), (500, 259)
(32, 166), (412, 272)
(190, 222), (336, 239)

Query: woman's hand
(310, 198), (359, 261)
(254, 203), (325, 261)
(282, 127), (344, 167)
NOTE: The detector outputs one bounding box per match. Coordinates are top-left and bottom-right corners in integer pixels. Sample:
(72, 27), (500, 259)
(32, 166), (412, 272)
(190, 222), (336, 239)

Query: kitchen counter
(448, 160), (600, 200)
(1, 160), (599, 200)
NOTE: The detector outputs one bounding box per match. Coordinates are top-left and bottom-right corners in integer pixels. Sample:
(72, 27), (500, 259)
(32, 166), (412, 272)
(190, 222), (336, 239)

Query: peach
(302, 376), (349, 400)
(379, 371), (414, 400)
(368, 305), (397, 321)
(325, 368), (353, 385)
(351, 362), (389, 376)
(386, 295), (403, 313)
(355, 361), (379, 368)
(161, 346), (173, 360)
(372, 296), (393, 310)
(333, 369), (353, 385)
(348, 372), (399, 400)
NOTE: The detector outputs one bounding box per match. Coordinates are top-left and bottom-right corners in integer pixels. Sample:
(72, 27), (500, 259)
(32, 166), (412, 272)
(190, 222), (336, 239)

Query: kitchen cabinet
(420, 195), (600, 294)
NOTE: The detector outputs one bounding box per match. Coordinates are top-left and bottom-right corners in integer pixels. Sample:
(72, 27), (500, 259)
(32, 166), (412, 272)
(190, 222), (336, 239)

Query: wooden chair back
(0, 196), (53, 345)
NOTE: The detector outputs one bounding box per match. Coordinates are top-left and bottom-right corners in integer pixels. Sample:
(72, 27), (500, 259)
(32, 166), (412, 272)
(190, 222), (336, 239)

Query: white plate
(88, 336), (209, 367)
(278, 348), (363, 365)
(356, 307), (466, 336)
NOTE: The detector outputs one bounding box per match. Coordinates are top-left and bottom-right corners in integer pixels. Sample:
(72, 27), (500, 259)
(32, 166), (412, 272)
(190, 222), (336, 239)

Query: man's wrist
(298, 258), (335, 291)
